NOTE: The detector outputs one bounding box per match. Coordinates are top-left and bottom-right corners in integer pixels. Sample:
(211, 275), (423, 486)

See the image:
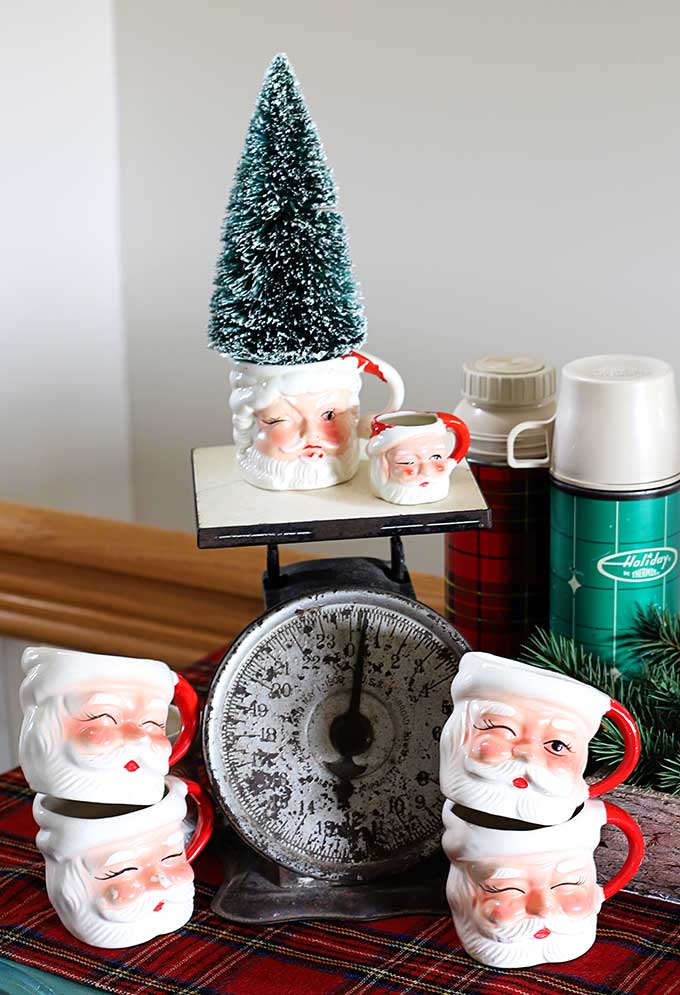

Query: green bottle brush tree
(209, 53), (366, 366)
(521, 606), (680, 795)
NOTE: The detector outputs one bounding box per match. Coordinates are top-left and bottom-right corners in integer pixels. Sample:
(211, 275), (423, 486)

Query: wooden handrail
(0, 501), (444, 667)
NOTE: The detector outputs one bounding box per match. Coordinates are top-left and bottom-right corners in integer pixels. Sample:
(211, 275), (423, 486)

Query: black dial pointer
(325, 614), (374, 796)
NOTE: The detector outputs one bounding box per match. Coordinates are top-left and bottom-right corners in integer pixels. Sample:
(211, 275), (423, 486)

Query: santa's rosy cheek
(167, 863), (193, 885)
(559, 890), (594, 916)
(481, 895), (524, 923)
(473, 735), (512, 763)
(545, 752), (581, 776)
(101, 877), (144, 904)
(72, 724), (119, 749)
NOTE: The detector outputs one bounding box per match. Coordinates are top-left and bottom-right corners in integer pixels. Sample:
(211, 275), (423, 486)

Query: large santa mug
(443, 798), (643, 968)
(366, 410), (470, 505)
(440, 652), (640, 826)
(229, 350), (404, 490)
(33, 775), (213, 949)
(19, 647), (199, 806)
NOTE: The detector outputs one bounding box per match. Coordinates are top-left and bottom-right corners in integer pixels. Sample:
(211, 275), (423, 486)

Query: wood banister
(0, 501), (444, 667)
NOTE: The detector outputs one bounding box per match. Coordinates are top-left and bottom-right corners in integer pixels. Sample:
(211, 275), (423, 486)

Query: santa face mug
(19, 647), (199, 806)
(33, 775), (213, 949)
(366, 410), (471, 505)
(440, 652), (640, 826)
(229, 350), (404, 490)
(442, 798), (644, 968)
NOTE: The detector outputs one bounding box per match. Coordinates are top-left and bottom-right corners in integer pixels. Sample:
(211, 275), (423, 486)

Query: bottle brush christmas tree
(208, 53), (366, 366)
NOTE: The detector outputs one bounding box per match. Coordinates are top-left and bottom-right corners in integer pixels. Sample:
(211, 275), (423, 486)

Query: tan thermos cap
(462, 356), (557, 406)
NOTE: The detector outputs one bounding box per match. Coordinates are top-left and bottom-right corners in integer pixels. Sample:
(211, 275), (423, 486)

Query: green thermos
(508, 355), (680, 672)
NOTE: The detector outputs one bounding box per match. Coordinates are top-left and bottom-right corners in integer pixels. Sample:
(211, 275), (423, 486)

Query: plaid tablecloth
(1, 650), (680, 995)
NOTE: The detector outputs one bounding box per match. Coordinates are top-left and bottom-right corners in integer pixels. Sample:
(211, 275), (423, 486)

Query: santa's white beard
(369, 460), (451, 505)
(238, 444), (359, 490)
(446, 867), (601, 968)
(20, 699), (170, 804)
(440, 719), (586, 826)
(46, 859), (194, 949)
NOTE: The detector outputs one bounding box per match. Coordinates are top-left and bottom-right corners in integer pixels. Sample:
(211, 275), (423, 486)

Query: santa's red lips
(302, 446), (324, 459)
(534, 928), (551, 939)
(419, 481), (429, 487)
(153, 901), (164, 912)
(124, 760), (140, 772)
(512, 777), (528, 789)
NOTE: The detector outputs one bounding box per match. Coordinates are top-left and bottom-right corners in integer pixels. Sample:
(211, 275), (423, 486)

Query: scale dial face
(203, 588), (468, 881)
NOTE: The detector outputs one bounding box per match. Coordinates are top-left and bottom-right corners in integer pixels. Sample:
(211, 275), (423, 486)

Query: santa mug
(442, 798), (644, 968)
(440, 652), (640, 826)
(33, 775), (214, 949)
(366, 410), (470, 505)
(19, 647), (199, 806)
(229, 350), (404, 491)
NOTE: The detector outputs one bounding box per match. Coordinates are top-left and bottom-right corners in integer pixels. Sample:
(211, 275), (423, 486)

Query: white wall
(114, 1), (680, 574)
(0, 2), (132, 771)
(1, 1), (132, 520)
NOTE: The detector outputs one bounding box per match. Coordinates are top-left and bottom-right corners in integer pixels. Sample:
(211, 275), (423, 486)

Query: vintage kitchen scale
(192, 444), (491, 922)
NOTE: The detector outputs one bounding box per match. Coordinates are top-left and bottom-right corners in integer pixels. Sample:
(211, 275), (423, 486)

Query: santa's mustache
(463, 755), (575, 798)
(99, 882), (194, 922)
(482, 912), (593, 941)
(280, 438), (341, 455)
(69, 738), (170, 769)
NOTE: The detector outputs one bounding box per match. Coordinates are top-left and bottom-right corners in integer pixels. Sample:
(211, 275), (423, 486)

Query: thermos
(446, 356), (556, 656)
(509, 355), (680, 672)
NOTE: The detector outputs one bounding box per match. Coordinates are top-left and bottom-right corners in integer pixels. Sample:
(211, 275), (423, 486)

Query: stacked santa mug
(18, 647), (213, 949)
(439, 652), (645, 968)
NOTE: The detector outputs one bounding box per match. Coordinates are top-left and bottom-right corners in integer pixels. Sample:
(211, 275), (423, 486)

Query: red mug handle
(347, 350), (405, 412)
(169, 674), (200, 766)
(184, 778), (215, 863)
(436, 412), (471, 465)
(601, 801), (644, 899)
(588, 699), (641, 799)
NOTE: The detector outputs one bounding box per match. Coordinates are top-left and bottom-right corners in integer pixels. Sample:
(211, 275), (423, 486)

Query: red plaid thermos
(446, 357), (556, 657)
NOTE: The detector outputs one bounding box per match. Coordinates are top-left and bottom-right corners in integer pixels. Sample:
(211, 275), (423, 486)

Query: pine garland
(520, 605), (680, 795)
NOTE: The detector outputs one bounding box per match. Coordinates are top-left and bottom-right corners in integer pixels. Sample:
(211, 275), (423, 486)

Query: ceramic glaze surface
(441, 798), (646, 969)
(439, 652), (640, 825)
(229, 351), (404, 491)
(443, 804), (603, 968)
(33, 777), (195, 949)
(19, 648), (197, 805)
(367, 411), (470, 506)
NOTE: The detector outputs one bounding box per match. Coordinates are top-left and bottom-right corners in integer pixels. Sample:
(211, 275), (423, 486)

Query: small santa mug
(440, 652), (640, 826)
(442, 798), (644, 968)
(19, 647), (200, 806)
(366, 410), (471, 505)
(34, 775), (214, 949)
(229, 351), (405, 491)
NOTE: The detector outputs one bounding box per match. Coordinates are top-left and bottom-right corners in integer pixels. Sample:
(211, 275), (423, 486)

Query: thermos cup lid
(462, 356), (557, 407)
(553, 354), (680, 491)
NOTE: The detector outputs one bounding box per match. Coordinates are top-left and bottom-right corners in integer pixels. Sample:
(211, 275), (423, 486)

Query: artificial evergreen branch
(520, 615), (680, 795)
(619, 604), (680, 671)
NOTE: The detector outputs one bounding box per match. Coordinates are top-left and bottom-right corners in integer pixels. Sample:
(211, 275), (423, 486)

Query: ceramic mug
(366, 410), (471, 505)
(442, 797), (644, 968)
(229, 350), (405, 491)
(19, 647), (200, 806)
(33, 775), (214, 949)
(440, 652), (640, 826)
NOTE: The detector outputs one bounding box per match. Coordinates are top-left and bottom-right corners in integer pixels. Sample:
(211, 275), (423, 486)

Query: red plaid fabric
(1, 650), (680, 994)
(446, 463), (551, 657)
